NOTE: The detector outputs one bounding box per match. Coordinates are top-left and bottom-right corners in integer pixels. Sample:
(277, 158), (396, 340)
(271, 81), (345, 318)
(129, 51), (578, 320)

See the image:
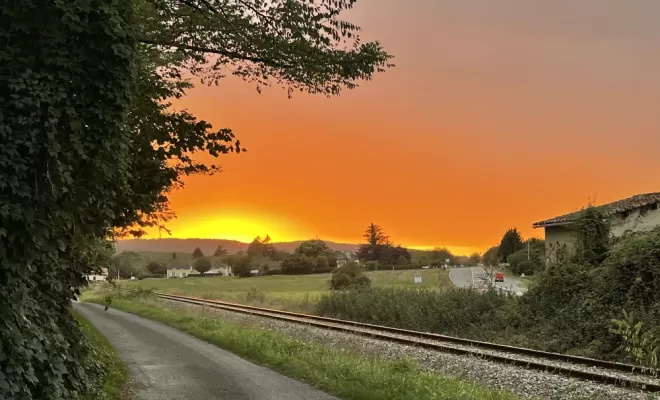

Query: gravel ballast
(159, 298), (659, 400)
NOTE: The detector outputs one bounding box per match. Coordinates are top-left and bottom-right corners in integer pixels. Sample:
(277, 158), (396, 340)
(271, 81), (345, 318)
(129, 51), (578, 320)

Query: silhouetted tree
(214, 245), (228, 257)
(497, 228), (523, 263)
(192, 247), (204, 259)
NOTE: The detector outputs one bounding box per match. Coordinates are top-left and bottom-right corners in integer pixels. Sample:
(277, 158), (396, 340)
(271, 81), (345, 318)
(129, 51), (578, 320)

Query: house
(86, 268), (108, 283)
(167, 266), (193, 278)
(533, 192), (660, 264)
(167, 263), (232, 278)
(209, 264), (232, 276)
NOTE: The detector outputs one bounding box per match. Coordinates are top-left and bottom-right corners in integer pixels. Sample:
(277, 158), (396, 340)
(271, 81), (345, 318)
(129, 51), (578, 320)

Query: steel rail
(145, 291), (660, 392)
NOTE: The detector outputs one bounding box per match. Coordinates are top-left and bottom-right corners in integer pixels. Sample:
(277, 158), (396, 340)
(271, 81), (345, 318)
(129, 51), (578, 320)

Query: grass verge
(82, 292), (520, 400)
(74, 310), (131, 400)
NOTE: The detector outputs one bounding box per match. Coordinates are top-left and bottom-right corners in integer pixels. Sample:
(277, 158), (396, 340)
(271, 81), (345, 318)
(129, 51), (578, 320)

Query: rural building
(167, 266), (193, 278)
(167, 263), (232, 278)
(533, 192), (660, 264)
(86, 267), (108, 283)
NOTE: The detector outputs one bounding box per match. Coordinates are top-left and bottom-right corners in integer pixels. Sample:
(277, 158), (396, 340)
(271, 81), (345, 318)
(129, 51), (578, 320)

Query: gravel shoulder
(161, 298), (658, 400)
(73, 302), (338, 400)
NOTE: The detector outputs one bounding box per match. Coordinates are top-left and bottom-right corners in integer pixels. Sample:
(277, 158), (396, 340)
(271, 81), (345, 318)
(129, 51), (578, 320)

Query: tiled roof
(532, 192), (660, 228)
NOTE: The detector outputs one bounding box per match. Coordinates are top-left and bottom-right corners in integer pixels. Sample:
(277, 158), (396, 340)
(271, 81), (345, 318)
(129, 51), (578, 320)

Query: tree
(118, 0), (393, 238)
(214, 245), (228, 257)
(430, 247), (454, 266)
(146, 261), (167, 276)
(247, 236), (276, 258)
(1, 0), (392, 397)
(482, 246), (499, 266)
(193, 247), (204, 259)
(172, 252), (177, 260)
(468, 252), (482, 265)
(295, 239), (332, 258)
(193, 257), (212, 274)
(363, 223), (390, 246)
(281, 254), (316, 274)
(231, 256), (253, 278)
(315, 255), (330, 271)
(1, 1), (135, 397)
(497, 228), (523, 263)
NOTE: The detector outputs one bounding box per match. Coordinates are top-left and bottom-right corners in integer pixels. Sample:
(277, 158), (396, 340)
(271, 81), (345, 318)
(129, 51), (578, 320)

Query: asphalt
(74, 302), (339, 400)
(449, 267), (527, 295)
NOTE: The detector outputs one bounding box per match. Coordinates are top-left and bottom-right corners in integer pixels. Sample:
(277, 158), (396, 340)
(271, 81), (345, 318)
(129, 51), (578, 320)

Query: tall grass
(316, 287), (519, 341)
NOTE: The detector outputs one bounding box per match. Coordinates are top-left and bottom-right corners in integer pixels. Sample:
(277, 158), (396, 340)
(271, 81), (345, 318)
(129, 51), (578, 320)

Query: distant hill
(114, 238), (359, 255)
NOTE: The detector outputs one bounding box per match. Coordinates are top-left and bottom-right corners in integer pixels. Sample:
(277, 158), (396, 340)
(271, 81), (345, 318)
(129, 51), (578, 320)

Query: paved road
(74, 302), (338, 400)
(449, 267), (527, 295)
(449, 266), (476, 288)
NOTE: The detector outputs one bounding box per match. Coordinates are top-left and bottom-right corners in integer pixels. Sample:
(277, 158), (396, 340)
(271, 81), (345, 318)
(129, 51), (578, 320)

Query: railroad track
(124, 289), (660, 393)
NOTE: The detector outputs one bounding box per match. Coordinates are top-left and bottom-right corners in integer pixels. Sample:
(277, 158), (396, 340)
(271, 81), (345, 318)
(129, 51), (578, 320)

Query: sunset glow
(151, 0), (660, 254)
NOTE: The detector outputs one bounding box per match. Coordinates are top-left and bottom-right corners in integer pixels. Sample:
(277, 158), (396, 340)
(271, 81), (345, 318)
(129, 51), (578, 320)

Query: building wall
(167, 268), (191, 278)
(543, 203), (660, 264)
(609, 205), (660, 237)
(544, 225), (577, 265)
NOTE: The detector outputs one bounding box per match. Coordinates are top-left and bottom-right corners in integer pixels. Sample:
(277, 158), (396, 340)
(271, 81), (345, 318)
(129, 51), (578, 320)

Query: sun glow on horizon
(146, 213), (311, 243)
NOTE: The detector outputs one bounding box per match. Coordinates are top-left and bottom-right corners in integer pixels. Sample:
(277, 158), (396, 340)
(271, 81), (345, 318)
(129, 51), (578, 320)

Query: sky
(147, 0), (660, 254)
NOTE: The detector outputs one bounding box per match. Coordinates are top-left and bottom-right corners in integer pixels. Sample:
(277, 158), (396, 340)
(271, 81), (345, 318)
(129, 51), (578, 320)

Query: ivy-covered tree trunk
(0, 1), (134, 398)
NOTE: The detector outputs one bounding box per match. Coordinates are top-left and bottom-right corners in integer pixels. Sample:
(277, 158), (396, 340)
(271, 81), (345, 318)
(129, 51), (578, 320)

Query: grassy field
(82, 292), (519, 400)
(121, 268), (453, 312)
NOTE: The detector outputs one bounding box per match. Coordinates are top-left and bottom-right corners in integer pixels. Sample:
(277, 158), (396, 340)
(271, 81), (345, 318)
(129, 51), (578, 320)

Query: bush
(316, 287), (516, 339)
(281, 254), (316, 274)
(330, 262), (371, 290)
(146, 261), (167, 276)
(364, 261), (379, 271)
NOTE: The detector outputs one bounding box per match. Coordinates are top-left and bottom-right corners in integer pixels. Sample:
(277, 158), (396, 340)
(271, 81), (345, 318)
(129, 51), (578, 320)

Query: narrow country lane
(73, 302), (339, 400)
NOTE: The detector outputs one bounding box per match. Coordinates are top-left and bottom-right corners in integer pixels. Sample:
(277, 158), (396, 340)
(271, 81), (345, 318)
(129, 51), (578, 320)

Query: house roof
(532, 192), (660, 229)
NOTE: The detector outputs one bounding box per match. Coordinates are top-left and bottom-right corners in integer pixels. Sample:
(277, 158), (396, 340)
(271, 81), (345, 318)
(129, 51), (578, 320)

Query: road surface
(74, 302), (338, 400)
(449, 267), (527, 295)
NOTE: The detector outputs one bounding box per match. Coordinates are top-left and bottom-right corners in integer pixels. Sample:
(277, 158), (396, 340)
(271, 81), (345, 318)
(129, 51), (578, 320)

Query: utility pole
(527, 240), (530, 261)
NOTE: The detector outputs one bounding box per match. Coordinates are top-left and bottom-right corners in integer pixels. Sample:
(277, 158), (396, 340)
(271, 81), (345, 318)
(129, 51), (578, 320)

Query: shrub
(364, 261), (379, 271)
(329, 262), (371, 290)
(146, 261), (167, 276)
(316, 287), (516, 339)
(281, 254), (315, 274)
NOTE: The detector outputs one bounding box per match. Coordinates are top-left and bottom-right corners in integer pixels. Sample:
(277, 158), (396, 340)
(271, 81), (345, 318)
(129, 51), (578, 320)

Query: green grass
(83, 294), (520, 400)
(121, 268), (453, 312)
(74, 311), (131, 400)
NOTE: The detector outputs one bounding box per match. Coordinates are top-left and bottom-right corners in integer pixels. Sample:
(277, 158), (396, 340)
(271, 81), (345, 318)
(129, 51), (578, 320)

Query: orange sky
(146, 0), (660, 254)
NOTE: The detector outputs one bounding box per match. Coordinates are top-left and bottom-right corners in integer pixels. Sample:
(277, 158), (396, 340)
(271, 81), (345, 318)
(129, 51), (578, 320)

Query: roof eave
(532, 221), (573, 229)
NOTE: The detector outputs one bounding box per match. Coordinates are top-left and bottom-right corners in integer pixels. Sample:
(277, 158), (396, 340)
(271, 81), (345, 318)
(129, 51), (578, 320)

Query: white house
(167, 266), (193, 278)
(167, 263), (232, 278)
(86, 268), (108, 283)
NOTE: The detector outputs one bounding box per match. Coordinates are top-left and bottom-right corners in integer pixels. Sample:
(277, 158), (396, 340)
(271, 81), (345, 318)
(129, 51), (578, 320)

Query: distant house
(209, 264), (232, 276)
(533, 192), (660, 264)
(167, 266), (192, 278)
(86, 268), (108, 283)
(167, 263), (232, 278)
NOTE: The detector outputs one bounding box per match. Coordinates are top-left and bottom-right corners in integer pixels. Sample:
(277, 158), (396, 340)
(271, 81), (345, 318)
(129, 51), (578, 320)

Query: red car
(494, 272), (505, 282)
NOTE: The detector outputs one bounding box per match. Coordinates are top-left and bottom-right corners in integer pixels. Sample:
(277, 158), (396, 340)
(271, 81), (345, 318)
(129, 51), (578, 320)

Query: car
(494, 272), (504, 282)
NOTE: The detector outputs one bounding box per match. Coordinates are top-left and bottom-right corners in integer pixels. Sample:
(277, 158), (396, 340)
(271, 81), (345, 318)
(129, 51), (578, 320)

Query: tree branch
(138, 38), (291, 68)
